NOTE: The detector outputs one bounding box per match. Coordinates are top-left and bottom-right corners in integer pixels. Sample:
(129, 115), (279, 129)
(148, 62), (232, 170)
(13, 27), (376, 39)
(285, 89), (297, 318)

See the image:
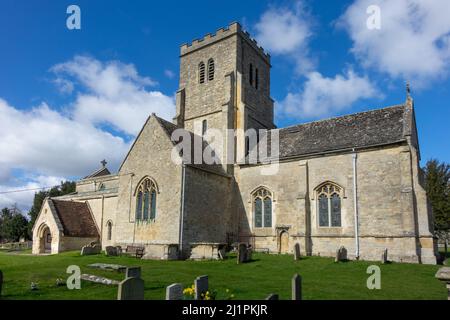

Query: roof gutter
(352, 148), (360, 260)
(178, 163), (187, 258)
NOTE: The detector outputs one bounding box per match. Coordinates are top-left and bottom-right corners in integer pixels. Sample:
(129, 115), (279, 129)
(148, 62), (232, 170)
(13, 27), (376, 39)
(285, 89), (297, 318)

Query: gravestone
(237, 243), (247, 264)
(117, 277), (144, 300)
(88, 263), (126, 273)
(105, 246), (119, 256)
(81, 243), (101, 256)
(381, 248), (388, 264)
(435, 267), (450, 301)
(265, 293), (279, 300)
(292, 274), (302, 300)
(294, 243), (301, 261)
(126, 267), (141, 279)
(194, 275), (208, 300)
(335, 246), (348, 262)
(166, 283), (183, 300)
(0, 270), (3, 297)
(81, 274), (120, 285)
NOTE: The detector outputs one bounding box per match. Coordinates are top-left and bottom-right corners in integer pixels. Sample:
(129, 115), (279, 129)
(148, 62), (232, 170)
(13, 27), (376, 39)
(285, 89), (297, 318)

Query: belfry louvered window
(253, 187), (273, 228)
(199, 62), (205, 84)
(135, 178), (158, 222)
(317, 182), (342, 227)
(207, 59), (215, 81)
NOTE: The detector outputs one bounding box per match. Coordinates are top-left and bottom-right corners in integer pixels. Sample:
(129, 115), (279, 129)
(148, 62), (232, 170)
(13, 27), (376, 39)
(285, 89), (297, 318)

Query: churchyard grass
(0, 251), (446, 300)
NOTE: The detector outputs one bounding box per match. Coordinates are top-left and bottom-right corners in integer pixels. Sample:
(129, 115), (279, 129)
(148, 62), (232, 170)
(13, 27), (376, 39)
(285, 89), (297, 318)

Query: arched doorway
(38, 224), (52, 254)
(280, 231), (289, 254)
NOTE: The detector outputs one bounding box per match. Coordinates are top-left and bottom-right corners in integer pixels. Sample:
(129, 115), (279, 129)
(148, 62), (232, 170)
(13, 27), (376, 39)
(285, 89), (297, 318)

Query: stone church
(32, 22), (437, 264)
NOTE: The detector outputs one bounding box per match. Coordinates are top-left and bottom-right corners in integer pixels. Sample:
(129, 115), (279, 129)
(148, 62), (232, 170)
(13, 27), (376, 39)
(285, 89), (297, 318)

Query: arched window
(135, 178), (158, 222)
(249, 63), (253, 85)
(255, 68), (259, 89)
(106, 221), (112, 240)
(98, 183), (105, 191)
(202, 119), (207, 136)
(207, 59), (215, 81)
(199, 62), (205, 84)
(253, 187), (272, 228)
(316, 182), (342, 227)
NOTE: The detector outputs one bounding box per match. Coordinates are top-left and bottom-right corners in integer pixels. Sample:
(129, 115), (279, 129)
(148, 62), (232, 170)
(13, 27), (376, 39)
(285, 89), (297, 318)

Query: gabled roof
(257, 104), (410, 160)
(83, 167), (111, 179)
(51, 199), (99, 238)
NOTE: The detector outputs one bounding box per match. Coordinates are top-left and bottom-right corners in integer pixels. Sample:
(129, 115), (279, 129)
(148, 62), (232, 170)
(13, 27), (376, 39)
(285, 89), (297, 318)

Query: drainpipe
(179, 163), (186, 257)
(352, 149), (360, 259)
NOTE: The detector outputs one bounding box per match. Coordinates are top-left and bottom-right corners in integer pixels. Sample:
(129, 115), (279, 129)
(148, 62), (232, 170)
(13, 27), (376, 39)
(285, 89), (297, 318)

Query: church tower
(173, 22), (275, 172)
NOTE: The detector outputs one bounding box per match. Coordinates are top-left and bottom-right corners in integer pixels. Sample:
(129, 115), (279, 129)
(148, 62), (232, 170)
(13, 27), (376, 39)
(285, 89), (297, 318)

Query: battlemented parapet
(180, 22), (270, 64)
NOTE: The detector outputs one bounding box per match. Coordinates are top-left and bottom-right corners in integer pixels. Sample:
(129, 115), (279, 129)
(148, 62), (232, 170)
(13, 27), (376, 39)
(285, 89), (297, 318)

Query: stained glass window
(253, 188), (272, 228)
(135, 178), (158, 222)
(317, 182), (342, 227)
(255, 198), (262, 228)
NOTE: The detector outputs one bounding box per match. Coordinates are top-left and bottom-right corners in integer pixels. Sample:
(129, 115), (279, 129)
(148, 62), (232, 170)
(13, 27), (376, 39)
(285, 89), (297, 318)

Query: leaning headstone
(194, 275), (208, 300)
(381, 248), (388, 264)
(237, 243), (247, 264)
(294, 243), (301, 261)
(126, 267), (141, 279)
(117, 277), (144, 300)
(166, 283), (183, 300)
(0, 270), (3, 297)
(265, 293), (279, 300)
(292, 274), (302, 300)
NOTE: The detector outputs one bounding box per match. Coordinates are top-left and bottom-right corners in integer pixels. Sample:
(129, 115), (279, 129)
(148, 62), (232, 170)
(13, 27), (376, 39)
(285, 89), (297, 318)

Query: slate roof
(83, 167), (111, 179)
(155, 115), (228, 176)
(266, 104), (409, 159)
(51, 199), (99, 238)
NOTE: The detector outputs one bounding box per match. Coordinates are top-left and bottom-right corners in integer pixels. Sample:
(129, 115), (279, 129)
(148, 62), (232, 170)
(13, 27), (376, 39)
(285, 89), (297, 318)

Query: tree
(423, 159), (450, 253)
(27, 181), (76, 238)
(0, 206), (29, 242)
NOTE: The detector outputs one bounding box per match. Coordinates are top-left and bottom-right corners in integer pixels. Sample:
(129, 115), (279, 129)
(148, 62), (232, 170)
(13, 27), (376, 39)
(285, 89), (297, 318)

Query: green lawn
(0, 251), (446, 300)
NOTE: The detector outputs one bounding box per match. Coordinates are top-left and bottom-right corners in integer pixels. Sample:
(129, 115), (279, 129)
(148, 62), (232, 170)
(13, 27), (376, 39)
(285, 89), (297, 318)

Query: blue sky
(1, 0), (450, 210)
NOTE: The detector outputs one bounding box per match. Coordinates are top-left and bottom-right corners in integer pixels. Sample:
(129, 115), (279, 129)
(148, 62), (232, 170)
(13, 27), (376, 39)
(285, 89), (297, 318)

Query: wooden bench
(122, 245), (145, 258)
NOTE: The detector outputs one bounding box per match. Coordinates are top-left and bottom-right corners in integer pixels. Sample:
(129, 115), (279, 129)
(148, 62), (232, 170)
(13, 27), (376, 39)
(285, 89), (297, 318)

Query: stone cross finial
(101, 159), (107, 168)
(406, 81), (411, 99)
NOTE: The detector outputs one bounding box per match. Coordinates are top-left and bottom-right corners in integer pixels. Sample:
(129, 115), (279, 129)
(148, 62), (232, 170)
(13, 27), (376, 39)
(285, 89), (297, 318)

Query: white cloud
(254, 2), (314, 73)
(277, 70), (378, 119)
(52, 55), (175, 135)
(339, 0), (450, 84)
(0, 98), (129, 179)
(0, 55), (176, 210)
(164, 69), (175, 79)
(0, 176), (65, 213)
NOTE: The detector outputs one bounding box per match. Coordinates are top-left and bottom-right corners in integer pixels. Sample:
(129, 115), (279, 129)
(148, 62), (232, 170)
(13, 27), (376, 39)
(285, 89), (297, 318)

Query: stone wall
(181, 166), (234, 256)
(60, 236), (98, 252)
(115, 116), (183, 246)
(235, 144), (436, 263)
(32, 200), (62, 254)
